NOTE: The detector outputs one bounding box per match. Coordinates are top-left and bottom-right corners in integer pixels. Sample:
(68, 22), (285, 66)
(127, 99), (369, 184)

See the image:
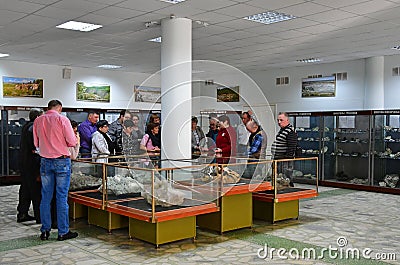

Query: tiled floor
(0, 184), (399, 265)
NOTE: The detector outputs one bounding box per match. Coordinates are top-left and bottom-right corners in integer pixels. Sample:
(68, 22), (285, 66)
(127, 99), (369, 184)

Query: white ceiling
(1, 0), (400, 73)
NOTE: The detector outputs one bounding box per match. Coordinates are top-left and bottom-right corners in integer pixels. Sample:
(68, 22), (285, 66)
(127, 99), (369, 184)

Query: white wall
(0, 60), (159, 110)
(3, 55), (400, 113)
(247, 59), (366, 113)
(384, 54), (400, 109)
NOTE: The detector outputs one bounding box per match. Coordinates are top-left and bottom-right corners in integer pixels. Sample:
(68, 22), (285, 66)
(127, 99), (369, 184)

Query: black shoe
(17, 214), (36, 223)
(51, 223), (58, 229)
(40, 231), (50, 240)
(57, 231), (78, 241)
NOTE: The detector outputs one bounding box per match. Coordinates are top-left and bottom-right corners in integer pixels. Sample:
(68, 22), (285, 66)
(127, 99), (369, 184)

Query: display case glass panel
(326, 113), (371, 185)
(5, 109), (30, 176)
(372, 112), (400, 189)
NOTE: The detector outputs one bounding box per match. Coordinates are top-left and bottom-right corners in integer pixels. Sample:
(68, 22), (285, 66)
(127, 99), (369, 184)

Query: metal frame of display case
(252, 157), (319, 223)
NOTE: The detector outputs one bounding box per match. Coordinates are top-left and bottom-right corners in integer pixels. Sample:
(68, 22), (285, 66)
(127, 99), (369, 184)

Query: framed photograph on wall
(134, 85), (161, 103)
(2, 76), (44, 98)
(301, 76), (336, 97)
(76, 82), (110, 102)
(217, 85), (240, 102)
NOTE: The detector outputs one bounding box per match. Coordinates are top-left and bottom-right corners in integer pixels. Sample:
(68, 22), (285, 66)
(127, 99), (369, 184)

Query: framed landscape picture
(134, 85), (161, 103)
(2, 76), (43, 98)
(217, 86), (240, 102)
(76, 82), (110, 102)
(302, 76), (336, 97)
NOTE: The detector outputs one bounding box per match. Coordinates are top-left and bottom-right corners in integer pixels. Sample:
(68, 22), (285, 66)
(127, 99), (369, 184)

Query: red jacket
(216, 126), (237, 163)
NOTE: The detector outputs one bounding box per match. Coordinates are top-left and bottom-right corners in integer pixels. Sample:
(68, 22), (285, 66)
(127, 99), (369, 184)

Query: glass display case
(253, 157), (319, 223)
(372, 111), (400, 189)
(327, 111), (372, 185)
(69, 157), (274, 245)
(0, 106), (154, 182)
(289, 112), (326, 183)
(0, 107), (35, 182)
(288, 110), (400, 193)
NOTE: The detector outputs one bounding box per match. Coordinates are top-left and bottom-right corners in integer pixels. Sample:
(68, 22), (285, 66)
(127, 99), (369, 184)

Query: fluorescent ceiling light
(391, 46), (400, 50)
(192, 70), (205, 74)
(97, 64), (122, 69)
(0, 53), (10, 58)
(296, 58), (321, 63)
(160, 0), (187, 4)
(244, 11), (296, 25)
(148, 37), (162, 43)
(56, 21), (102, 32)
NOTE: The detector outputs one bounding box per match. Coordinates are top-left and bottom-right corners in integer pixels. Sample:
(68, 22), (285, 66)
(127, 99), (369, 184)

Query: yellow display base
(129, 216), (196, 247)
(253, 199), (299, 223)
(88, 207), (129, 232)
(197, 193), (252, 233)
(69, 201), (88, 220)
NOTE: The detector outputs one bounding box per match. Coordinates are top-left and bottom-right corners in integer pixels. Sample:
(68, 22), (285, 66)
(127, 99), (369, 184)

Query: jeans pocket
(54, 159), (71, 176)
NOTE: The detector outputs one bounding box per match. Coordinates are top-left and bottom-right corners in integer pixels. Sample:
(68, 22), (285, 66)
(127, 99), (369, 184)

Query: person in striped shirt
(271, 112), (297, 187)
(271, 112), (297, 159)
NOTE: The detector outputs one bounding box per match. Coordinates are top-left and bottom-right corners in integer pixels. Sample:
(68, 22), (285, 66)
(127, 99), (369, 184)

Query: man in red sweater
(215, 115), (237, 164)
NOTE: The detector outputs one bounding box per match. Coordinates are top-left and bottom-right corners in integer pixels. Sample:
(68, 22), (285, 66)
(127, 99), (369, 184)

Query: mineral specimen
(141, 179), (185, 207)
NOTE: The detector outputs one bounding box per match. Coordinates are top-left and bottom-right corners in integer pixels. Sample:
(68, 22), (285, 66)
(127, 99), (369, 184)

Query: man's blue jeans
(40, 157), (71, 236)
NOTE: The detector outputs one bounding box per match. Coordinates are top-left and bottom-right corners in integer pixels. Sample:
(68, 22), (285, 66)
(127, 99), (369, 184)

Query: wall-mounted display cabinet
(288, 110), (400, 193)
(0, 106), (161, 184)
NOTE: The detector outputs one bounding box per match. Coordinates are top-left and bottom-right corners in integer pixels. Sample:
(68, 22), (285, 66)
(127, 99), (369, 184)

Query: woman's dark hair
(96, 120), (109, 129)
(146, 122), (159, 133)
(124, 119), (134, 128)
(218, 115), (230, 125)
(29, 108), (43, 121)
(149, 114), (160, 123)
(192, 116), (198, 123)
(70, 120), (78, 129)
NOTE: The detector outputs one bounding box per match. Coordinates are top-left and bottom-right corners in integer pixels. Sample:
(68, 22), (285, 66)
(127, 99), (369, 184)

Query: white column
(364, 56), (384, 109)
(161, 17), (192, 162)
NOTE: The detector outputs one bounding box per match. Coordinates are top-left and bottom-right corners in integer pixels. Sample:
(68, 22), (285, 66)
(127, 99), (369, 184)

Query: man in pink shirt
(33, 100), (78, 241)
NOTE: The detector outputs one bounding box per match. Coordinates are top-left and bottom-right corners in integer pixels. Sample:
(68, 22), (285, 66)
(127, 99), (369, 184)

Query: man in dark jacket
(17, 108), (43, 223)
(108, 110), (132, 159)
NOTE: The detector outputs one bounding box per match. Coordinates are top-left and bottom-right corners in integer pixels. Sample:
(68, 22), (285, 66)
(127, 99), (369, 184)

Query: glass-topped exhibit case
(253, 157), (319, 223)
(69, 157), (273, 245)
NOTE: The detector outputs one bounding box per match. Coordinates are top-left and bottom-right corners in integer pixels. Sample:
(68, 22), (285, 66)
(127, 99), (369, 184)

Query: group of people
(191, 111), (298, 181)
(17, 99), (298, 242)
(191, 111), (297, 163)
(17, 100), (81, 241)
(77, 110), (161, 163)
